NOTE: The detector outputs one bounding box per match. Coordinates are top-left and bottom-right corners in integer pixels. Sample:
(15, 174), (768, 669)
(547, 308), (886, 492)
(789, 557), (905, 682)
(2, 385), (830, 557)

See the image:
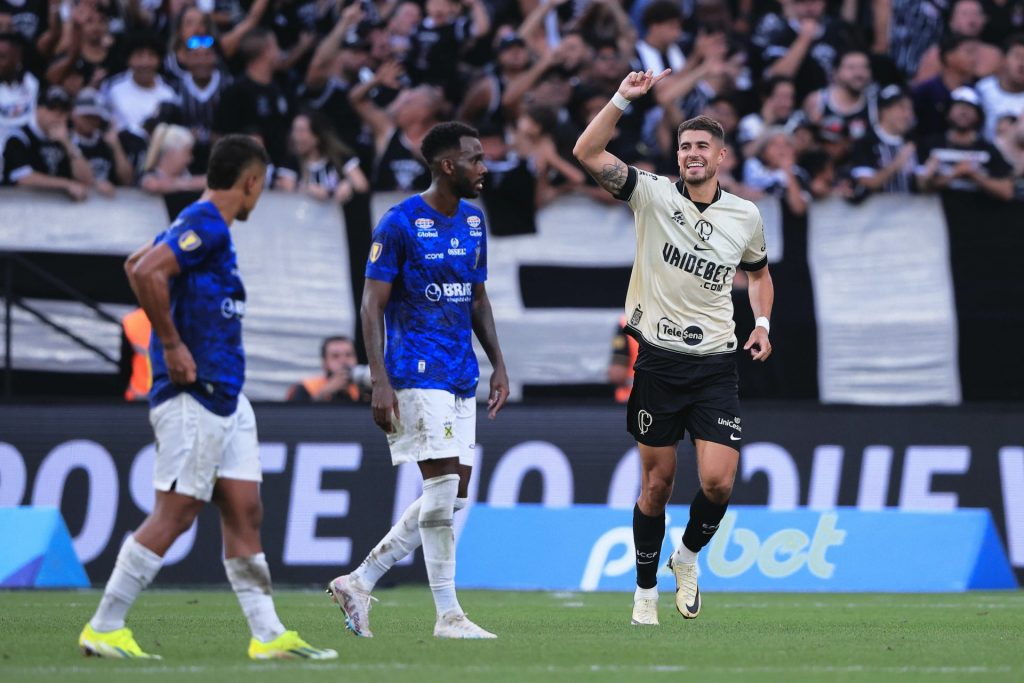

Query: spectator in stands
(301, 4), (372, 154)
(803, 50), (875, 143)
(350, 60), (440, 192)
(276, 110), (369, 203)
(2, 85), (92, 199)
(914, 0), (1003, 84)
(386, 1), (422, 60)
(70, 87), (132, 195)
(995, 113), (1024, 178)
(285, 335), (370, 403)
(883, 0), (949, 81)
(739, 76), (798, 157)
(574, 0), (637, 58)
(162, 1), (265, 89)
(750, 0), (853, 99)
(0, 0), (61, 67)
(45, 1), (121, 92)
(478, 121), (539, 235)
(632, 0), (685, 75)
(213, 27), (291, 166)
(139, 122), (205, 194)
(405, 0), (489, 103)
(976, 34), (1024, 140)
(501, 32), (589, 121)
(742, 127), (809, 214)
(156, 33), (230, 174)
(0, 32), (37, 137)
(104, 33), (175, 139)
(912, 34), (980, 141)
(848, 84), (918, 197)
(917, 86), (1014, 200)
(456, 32), (531, 130)
(608, 316), (638, 404)
(514, 102), (585, 207)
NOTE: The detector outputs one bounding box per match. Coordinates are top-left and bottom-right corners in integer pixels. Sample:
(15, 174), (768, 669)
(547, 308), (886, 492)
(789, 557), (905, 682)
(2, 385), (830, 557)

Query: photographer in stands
(286, 335), (371, 403)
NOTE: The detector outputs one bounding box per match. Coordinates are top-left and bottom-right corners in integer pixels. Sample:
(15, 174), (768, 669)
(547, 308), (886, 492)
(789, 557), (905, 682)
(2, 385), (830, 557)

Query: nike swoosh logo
(693, 244), (713, 251)
(687, 588), (700, 614)
(729, 434), (740, 441)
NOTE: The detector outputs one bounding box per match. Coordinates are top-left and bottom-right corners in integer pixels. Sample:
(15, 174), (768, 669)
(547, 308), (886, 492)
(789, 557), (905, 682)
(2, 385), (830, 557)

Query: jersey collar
(676, 180), (722, 208)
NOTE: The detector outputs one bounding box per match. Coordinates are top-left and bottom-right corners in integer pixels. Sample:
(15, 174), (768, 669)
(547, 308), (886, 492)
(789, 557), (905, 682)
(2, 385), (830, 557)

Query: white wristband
(611, 92), (632, 111)
(755, 316), (770, 334)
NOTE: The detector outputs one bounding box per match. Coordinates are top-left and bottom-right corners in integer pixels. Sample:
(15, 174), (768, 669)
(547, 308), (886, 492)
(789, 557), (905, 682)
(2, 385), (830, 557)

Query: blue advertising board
(457, 505), (1017, 592)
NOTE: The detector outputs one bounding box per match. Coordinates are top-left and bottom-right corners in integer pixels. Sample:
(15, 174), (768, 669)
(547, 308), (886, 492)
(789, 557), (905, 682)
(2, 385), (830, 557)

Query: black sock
(633, 503), (665, 589)
(681, 489), (729, 553)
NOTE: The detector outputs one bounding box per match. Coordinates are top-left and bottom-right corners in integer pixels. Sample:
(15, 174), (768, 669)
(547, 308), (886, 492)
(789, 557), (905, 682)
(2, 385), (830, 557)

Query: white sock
(224, 553), (286, 643)
(634, 586), (658, 601)
(351, 496), (468, 592)
(673, 544), (698, 565)
(419, 474), (461, 617)
(90, 535), (162, 632)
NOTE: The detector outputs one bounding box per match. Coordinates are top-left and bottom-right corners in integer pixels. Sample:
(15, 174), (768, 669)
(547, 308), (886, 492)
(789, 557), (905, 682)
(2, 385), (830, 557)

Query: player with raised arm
(326, 121), (509, 639)
(573, 70), (774, 626)
(79, 136), (337, 661)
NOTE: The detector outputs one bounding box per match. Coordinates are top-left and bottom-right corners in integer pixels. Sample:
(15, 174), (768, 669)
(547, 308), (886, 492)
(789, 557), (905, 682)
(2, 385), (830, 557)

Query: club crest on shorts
(637, 409), (653, 435)
(369, 242), (383, 262)
(443, 419), (454, 439)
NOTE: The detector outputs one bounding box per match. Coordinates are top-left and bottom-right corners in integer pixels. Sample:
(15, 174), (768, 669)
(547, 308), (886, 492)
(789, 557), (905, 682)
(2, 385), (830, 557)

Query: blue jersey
(148, 201), (246, 416)
(365, 194), (488, 398)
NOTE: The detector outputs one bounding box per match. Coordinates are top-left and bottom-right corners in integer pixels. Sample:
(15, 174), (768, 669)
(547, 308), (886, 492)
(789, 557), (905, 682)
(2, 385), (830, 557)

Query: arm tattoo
(597, 160), (627, 194)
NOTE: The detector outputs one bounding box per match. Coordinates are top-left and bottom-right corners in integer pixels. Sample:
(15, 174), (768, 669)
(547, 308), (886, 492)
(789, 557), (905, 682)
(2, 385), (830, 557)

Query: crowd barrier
(4, 187), (1024, 402)
(1, 403), (1021, 588)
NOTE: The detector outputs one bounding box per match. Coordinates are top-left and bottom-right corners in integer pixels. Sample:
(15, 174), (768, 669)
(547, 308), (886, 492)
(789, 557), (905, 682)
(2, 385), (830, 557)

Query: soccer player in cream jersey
(574, 70), (775, 626)
(326, 122), (509, 639)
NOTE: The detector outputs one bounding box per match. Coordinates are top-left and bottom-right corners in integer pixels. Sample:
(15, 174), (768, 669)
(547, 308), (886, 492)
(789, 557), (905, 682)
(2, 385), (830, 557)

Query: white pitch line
(5, 663), (1017, 676)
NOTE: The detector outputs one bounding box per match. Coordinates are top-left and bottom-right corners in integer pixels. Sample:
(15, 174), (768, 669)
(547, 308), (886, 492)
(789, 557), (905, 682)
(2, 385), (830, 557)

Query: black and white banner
(1, 403), (1022, 584)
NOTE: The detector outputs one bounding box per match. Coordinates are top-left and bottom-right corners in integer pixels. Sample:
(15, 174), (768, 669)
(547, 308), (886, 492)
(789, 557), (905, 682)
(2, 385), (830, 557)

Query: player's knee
(702, 479), (733, 505)
(642, 477), (673, 510)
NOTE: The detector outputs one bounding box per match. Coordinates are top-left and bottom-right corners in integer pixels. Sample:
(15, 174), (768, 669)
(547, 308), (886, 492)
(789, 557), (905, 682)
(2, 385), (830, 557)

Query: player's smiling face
(450, 136), (488, 199)
(677, 130), (726, 186)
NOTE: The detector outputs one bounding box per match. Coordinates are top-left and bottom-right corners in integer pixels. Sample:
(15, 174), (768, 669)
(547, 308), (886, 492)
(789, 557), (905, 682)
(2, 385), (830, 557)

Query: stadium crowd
(3, 0), (1024, 215)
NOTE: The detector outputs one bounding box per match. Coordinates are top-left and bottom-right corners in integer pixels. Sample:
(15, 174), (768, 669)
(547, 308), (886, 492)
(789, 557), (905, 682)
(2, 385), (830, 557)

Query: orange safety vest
(123, 308), (152, 401)
(614, 315), (639, 404)
(297, 375), (361, 402)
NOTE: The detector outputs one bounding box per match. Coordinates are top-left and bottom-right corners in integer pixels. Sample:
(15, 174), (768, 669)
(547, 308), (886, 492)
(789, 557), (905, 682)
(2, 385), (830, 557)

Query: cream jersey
(618, 167), (768, 357)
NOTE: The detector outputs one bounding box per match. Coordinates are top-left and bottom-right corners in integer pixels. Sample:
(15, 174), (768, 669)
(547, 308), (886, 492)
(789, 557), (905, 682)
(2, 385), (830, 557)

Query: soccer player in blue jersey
(79, 136), (337, 661)
(327, 121), (509, 640)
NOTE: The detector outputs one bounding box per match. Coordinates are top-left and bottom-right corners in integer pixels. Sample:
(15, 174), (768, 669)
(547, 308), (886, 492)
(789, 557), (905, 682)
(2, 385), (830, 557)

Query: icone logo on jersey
(424, 252), (444, 260)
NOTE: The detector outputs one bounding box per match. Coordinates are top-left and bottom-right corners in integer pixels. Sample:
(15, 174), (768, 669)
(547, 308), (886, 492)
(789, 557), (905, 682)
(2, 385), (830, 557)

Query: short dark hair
(420, 121), (479, 166)
(206, 135), (269, 189)
(239, 27), (273, 67)
(641, 0), (683, 29)
(835, 49), (869, 68)
(1005, 32), (1024, 54)
(677, 115), (726, 143)
(321, 335), (353, 359)
(124, 31), (164, 60)
(761, 75), (794, 98)
(939, 32), (975, 60)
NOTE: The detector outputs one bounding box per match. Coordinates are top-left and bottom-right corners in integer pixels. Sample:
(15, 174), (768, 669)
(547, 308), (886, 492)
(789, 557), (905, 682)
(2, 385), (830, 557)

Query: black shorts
(626, 364), (743, 449)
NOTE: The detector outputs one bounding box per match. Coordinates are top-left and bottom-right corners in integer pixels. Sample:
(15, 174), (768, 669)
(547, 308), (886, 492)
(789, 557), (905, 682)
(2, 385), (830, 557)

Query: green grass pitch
(1, 589), (1022, 682)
